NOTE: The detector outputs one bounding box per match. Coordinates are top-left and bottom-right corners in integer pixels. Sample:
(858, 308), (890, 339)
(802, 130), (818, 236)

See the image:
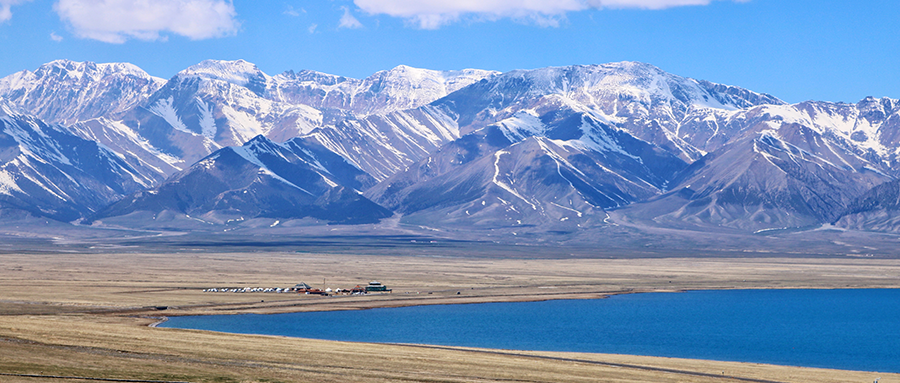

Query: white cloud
(354, 0), (743, 29)
(53, 0), (240, 43)
(284, 5), (303, 17)
(339, 6), (364, 29)
(308, 23), (318, 34)
(50, 31), (63, 42)
(588, 0), (723, 9)
(0, 0), (30, 23)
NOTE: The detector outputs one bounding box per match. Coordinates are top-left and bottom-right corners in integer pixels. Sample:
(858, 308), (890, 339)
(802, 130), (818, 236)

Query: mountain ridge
(1, 59), (899, 240)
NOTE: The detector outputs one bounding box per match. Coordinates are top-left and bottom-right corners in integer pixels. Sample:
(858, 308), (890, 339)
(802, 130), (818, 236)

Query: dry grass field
(1, 251), (899, 382)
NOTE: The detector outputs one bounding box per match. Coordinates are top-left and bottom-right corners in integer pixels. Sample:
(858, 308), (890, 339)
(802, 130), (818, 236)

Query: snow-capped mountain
(614, 97), (900, 232)
(623, 123), (889, 232)
(119, 60), (319, 165)
(676, 97), (900, 170)
(64, 117), (182, 186)
(356, 62), (785, 229)
(271, 65), (499, 116)
(2, 58), (900, 236)
(0, 60), (165, 125)
(300, 105), (461, 181)
(93, 135), (390, 225)
(366, 109), (687, 229)
(308, 62), (783, 186)
(432, 62), (785, 161)
(0, 59), (499, 223)
(380, 63), (900, 233)
(56, 60), (492, 181)
(0, 101), (154, 221)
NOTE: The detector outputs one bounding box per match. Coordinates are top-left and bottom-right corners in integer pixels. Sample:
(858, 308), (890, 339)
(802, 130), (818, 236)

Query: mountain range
(0, 59), (898, 242)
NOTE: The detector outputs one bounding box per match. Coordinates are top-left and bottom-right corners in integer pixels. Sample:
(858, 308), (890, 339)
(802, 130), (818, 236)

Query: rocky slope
(93, 135), (389, 225)
(834, 179), (900, 233)
(0, 101), (153, 221)
(366, 108), (687, 230)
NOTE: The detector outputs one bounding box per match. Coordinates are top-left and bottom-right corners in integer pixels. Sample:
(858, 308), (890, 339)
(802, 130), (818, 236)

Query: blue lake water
(161, 289), (900, 372)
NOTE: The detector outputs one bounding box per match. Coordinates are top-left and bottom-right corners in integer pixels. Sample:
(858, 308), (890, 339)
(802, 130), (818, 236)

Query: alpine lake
(162, 288), (900, 373)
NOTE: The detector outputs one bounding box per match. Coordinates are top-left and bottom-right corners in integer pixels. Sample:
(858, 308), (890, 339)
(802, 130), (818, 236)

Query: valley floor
(0, 251), (899, 382)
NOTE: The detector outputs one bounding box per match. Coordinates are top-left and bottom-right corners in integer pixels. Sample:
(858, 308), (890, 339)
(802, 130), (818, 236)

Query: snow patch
(319, 172), (339, 188)
(550, 202), (583, 217)
(0, 169), (23, 196)
(220, 105), (265, 144)
(148, 97), (191, 134)
(181, 59), (265, 87)
(492, 150), (537, 210)
(196, 98), (217, 140)
(495, 110), (545, 143)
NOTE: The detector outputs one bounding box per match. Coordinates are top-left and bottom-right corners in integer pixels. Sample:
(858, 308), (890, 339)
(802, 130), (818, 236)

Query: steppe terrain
(1, 249), (899, 382)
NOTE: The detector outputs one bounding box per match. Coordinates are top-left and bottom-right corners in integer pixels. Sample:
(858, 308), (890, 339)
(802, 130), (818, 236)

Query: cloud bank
(54, 0), (240, 43)
(354, 0), (742, 29)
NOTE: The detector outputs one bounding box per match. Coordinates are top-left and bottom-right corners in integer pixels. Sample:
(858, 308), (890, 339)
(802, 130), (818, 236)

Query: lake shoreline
(142, 284), (898, 318)
(3, 253), (900, 382)
(159, 288), (900, 375)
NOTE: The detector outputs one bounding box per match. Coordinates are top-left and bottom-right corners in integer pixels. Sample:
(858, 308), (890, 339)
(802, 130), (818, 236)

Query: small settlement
(203, 281), (391, 296)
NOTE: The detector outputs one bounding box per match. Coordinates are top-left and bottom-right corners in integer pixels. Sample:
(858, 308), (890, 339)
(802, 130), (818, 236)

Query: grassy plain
(1, 251), (899, 382)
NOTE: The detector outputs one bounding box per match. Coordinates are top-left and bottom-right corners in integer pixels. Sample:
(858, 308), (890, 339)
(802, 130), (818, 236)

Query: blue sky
(0, 0), (897, 104)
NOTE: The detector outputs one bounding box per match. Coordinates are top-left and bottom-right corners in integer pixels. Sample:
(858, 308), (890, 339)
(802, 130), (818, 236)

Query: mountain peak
(380, 64), (500, 85)
(179, 59), (269, 86)
(245, 134), (275, 145)
(243, 134), (283, 153)
(372, 64), (440, 83)
(187, 58), (256, 70)
(275, 69), (350, 86)
(454, 62), (784, 117)
(389, 64), (416, 72)
(0, 60), (165, 124)
(34, 60), (157, 82)
(595, 60), (661, 73)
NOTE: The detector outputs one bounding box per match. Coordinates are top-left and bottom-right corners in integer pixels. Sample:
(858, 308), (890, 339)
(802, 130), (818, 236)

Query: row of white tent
(203, 287), (291, 293)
